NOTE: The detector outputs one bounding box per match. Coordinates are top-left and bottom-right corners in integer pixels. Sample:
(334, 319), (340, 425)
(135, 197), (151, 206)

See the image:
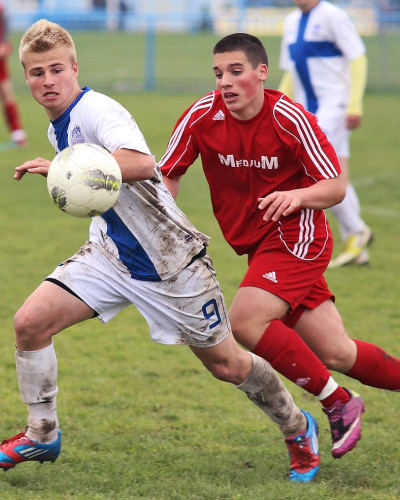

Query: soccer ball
(47, 143), (122, 218)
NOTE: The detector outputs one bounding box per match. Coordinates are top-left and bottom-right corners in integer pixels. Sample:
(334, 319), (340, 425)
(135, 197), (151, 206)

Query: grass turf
(0, 33), (399, 498)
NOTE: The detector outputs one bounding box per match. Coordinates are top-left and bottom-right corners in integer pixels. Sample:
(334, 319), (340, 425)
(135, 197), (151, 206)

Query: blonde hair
(19, 19), (77, 66)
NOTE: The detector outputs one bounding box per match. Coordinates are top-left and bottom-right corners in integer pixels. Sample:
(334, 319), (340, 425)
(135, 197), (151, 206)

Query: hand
(347, 114), (362, 130)
(14, 158), (51, 180)
(258, 191), (301, 222)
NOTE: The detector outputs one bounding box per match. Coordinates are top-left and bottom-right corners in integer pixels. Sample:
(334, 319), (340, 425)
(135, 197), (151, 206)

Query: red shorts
(240, 226), (335, 327)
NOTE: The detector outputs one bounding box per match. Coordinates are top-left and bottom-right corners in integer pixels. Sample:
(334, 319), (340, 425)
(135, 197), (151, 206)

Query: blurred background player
(0, 2), (27, 148)
(278, 0), (372, 267)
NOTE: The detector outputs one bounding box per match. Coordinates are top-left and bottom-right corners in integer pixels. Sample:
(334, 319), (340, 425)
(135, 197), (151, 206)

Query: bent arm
(112, 148), (155, 182)
(14, 148), (155, 183)
(258, 176), (346, 222)
(294, 175), (346, 209)
(14, 157), (51, 180)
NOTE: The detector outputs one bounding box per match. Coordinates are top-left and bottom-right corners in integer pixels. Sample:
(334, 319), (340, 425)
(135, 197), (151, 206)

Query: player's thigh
(230, 239), (327, 348)
(229, 286), (289, 349)
(15, 280), (94, 335)
(294, 299), (356, 368)
(134, 254), (231, 347)
(47, 241), (133, 324)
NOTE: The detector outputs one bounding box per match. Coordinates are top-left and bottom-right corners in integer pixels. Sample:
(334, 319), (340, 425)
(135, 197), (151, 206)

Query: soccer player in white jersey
(279, 0), (373, 267)
(0, 20), (322, 483)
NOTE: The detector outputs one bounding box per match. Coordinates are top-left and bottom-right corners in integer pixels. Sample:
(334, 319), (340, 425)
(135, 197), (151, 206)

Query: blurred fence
(7, 2), (400, 95)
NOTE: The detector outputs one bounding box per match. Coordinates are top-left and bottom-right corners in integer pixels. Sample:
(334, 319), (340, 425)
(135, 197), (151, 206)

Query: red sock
(346, 339), (400, 390)
(253, 319), (332, 396)
(4, 102), (22, 131)
(320, 387), (350, 408)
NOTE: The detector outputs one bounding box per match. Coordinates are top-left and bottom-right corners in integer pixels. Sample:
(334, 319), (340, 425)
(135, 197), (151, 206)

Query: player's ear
(259, 63), (268, 82)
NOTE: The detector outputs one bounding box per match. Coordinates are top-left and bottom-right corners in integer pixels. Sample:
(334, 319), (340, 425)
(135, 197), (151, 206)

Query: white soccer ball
(47, 143), (122, 218)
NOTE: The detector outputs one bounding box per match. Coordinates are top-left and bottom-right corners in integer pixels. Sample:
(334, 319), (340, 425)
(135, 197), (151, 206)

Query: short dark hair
(213, 33), (269, 68)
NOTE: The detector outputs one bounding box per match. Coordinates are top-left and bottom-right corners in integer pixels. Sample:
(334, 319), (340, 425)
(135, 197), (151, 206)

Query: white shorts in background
(47, 241), (231, 347)
(316, 106), (350, 159)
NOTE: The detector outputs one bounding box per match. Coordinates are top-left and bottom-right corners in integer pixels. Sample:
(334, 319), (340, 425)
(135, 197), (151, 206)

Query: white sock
(317, 376), (339, 401)
(16, 343), (59, 443)
(237, 353), (305, 436)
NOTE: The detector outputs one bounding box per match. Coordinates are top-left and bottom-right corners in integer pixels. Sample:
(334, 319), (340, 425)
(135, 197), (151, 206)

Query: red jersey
(160, 89), (341, 257)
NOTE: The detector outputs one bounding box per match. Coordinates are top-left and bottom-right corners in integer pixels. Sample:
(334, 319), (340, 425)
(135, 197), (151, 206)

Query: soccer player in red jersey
(160, 33), (400, 458)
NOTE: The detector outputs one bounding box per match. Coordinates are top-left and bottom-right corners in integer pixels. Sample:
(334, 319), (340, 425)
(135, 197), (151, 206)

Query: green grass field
(0, 30), (399, 500)
(7, 31), (400, 94)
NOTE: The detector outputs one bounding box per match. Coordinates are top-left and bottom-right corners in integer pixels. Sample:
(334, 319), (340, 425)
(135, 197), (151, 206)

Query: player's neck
(299, 0), (320, 13)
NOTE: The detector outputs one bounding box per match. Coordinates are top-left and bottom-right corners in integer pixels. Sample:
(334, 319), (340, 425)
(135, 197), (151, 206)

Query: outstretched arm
(14, 157), (51, 180)
(112, 148), (154, 182)
(14, 148), (155, 182)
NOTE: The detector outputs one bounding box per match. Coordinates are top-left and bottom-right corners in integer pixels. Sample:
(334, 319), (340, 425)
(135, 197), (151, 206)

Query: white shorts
(47, 241), (231, 347)
(317, 106), (350, 159)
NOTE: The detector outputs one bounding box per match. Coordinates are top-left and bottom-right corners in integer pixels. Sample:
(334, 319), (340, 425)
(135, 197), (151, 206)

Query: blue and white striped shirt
(279, 0), (365, 114)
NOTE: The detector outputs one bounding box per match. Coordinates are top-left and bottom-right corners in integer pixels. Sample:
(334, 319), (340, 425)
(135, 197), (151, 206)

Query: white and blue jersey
(48, 87), (209, 282)
(279, 0), (365, 114)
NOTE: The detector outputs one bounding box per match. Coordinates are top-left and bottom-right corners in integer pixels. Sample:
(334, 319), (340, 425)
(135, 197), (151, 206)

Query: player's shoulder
(271, 91), (317, 132)
(78, 88), (126, 115)
(316, 0), (348, 20)
(181, 91), (220, 127)
(265, 88), (299, 115)
(265, 88), (284, 103)
(191, 90), (219, 108)
(78, 88), (130, 121)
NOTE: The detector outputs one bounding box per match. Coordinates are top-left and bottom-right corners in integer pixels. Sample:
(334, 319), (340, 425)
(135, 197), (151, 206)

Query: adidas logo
(212, 110), (225, 121)
(262, 271), (278, 283)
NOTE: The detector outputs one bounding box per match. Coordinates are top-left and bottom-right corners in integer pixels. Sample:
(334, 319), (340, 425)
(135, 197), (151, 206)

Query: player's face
(213, 50), (267, 121)
(23, 47), (81, 120)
